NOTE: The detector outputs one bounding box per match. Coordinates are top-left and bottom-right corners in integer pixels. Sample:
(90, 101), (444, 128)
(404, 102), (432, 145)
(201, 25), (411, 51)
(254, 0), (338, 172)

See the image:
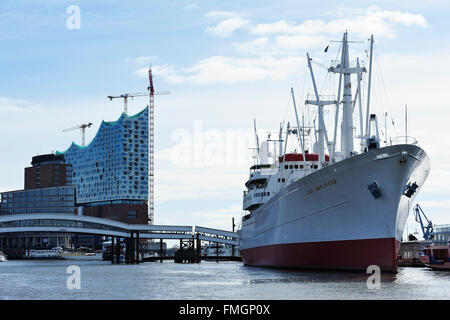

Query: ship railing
(391, 136), (418, 146)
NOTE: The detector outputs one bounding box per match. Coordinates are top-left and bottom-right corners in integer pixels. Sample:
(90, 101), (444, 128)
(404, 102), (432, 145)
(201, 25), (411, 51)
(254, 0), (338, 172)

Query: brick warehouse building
(24, 153), (73, 189)
(0, 154), (77, 253)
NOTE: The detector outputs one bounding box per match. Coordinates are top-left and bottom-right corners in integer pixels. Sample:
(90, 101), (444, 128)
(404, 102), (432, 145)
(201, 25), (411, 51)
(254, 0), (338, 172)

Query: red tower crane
(107, 68), (169, 225)
(148, 67), (155, 225)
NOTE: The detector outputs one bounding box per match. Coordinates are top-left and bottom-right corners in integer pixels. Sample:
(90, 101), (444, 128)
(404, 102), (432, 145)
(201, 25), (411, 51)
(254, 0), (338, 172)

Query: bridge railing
(0, 214), (239, 245)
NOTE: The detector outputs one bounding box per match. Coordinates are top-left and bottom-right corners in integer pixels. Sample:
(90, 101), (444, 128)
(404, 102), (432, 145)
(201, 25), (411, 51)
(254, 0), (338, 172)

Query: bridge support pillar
(160, 239), (163, 263)
(111, 236), (115, 264)
(130, 232), (134, 264)
(135, 232), (140, 264)
(196, 233), (201, 263)
(216, 241), (219, 263)
(115, 237), (121, 264)
(125, 237), (130, 264)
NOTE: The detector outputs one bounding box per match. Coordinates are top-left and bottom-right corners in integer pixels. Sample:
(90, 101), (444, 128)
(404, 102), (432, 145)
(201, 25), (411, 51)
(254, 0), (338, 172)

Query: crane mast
(107, 68), (170, 225)
(148, 68), (155, 225)
(63, 123), (93, 146)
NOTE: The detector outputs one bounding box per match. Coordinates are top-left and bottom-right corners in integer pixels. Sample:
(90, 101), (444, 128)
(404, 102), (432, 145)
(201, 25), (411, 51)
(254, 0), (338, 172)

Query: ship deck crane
(413, 204), (434, 241)
(63, 123), (93, 146)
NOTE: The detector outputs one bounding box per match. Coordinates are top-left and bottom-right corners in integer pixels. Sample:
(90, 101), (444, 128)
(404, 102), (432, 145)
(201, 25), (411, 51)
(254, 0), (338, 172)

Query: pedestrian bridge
(0, 213), (239, 246)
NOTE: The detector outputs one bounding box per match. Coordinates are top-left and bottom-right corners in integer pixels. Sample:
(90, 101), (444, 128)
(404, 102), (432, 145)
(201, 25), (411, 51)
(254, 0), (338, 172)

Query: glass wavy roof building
(57, 107), (149, 205)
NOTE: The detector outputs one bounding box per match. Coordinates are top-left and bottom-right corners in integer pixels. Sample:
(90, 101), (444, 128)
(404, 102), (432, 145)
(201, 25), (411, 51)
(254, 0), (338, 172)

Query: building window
(128, 210), (137, 219)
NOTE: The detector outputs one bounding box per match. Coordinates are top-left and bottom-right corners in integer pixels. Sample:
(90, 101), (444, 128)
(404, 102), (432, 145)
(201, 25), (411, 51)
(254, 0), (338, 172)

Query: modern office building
(1, 153), (76, 216)
(0, 186), (76, 215)
(56, 107), (149, 225)
(0, 153), (76, 254)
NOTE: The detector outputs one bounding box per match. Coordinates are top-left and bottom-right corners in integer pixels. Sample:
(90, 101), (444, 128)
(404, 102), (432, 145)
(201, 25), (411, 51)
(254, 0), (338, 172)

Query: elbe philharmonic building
(56, 107), (149, 225)
(0, 106), (150, 252)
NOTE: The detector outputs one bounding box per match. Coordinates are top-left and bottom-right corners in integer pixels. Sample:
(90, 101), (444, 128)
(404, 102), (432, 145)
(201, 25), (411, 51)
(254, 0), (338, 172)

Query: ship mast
(290, 87), (305, 156)
(331, 35), (344, 162)
(306, 53), (334, 167)
(356, 58), (365, 153)
(365, 35), (374, 146)
(328, 31), (366, 158)
(253, 118), (260, 165)
(342, 32), (354, 157)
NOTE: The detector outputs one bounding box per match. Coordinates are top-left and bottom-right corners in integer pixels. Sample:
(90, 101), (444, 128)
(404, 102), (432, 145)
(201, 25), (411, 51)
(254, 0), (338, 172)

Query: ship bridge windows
(283, 163), (305, 170)
(254, 192), (270, 197)
(245, 178), (267, 190)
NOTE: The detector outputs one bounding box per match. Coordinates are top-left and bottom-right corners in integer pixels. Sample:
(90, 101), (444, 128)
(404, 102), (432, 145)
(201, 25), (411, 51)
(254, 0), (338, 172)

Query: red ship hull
(240, 237), (400, 273)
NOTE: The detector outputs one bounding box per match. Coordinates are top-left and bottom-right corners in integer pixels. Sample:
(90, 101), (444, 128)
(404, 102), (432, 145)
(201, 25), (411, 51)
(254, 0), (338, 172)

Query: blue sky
(1, 0), (449, 238)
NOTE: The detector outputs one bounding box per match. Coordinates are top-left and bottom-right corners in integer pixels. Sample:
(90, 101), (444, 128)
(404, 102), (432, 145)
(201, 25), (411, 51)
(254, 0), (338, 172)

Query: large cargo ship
(239, 32), (430, 273)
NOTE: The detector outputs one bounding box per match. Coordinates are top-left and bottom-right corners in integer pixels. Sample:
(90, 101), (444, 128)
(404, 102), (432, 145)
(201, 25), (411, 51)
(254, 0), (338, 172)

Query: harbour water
(0, 260), (449, 300)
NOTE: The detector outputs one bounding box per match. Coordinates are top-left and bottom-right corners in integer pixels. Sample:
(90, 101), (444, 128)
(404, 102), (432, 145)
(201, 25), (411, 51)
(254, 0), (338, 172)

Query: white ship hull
(24, 249), (61, 259)
(239, 144), (430, 272)
(58, 252), (103, 260)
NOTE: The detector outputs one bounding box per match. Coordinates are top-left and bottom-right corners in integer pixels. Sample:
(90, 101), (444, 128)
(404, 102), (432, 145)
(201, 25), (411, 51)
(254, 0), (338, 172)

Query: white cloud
(250, 6), (428, 38)
(251, 20), (296, 35)
(146, 56), (304, 85)
(184, 3), (198, 10)
(132, 56), (158, 65)
(232, 37), (275, 55)
(419, 200), (450, 208)
(205, 17), (250, 37)
(205, 11), (235, 19)
(0, 97), (42, 113)
(155, 145), (249, 203)
(275, 34), (328, 49)
(190, 206), (243, 229)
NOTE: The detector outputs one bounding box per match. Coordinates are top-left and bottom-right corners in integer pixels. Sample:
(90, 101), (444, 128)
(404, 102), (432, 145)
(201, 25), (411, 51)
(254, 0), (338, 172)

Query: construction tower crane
(148, 67), (156, 226)
(413, 204), (434, 241)
(107, 91), (170, 115)
(63, 123), (93, 146)
(108, 68), (169, 225)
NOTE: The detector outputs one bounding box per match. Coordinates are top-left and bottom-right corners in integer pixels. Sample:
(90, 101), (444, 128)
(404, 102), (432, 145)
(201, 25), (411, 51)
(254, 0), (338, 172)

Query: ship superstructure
(239, 32), (430, 272)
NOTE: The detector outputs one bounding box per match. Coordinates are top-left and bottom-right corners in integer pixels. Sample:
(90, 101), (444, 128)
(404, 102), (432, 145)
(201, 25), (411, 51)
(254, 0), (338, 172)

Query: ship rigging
(239, 32), (430, 273)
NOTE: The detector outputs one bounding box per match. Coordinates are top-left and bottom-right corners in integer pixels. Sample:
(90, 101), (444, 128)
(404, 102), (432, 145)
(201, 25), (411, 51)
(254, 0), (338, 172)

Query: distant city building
(0, 154), (77, 254)
(0, 186), (75, 215)
(1, 153), (76, 216)
(57, 107), (149, 224)
(24, 154), (73, 189)
(433, 224), (450, 244)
